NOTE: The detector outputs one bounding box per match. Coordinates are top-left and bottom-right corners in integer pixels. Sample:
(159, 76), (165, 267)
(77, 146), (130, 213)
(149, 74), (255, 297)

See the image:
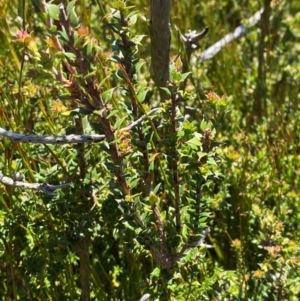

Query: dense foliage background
(0, 0), (299, 300)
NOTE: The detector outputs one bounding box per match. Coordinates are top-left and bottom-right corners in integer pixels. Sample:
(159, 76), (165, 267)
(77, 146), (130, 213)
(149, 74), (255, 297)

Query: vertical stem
(171, 95), (181, 232)
(150, 0), (171, 89)
(70, 102), (91, 301)
(253, 1), (271, 120)
(78, 235), (91, 301)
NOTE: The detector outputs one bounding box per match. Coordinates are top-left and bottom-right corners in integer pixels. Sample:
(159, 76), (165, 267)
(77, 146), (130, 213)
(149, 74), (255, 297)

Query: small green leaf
(107, 109), (119, 119)
(98, 75), (111, 89)
(171, 70), (191, 83)
(160, 87), (171, 97)
(46, 3), (60, 21)
(102, 88), (115, 102)
(114, 116), (126, 129)
(152, 183), (161, 194)
(149, 192), (159, 204)
(131, 35), (146, 45)
(93, 108), (106, 117)
(187, 137), (202, 147)
(150, 267), (161, 279)
(112, 1), (126, 10)
(135, 59), (146, 73)
(85, 40), (93, 57)
(180, 72), (191, 81)
(182, 224), (189, 240)
(207, 157), (218, 166)
(49, 25), (57, 32)
(63, 52), (76, 61)
(126, 10), (139, 19)
(123, 221), (135, 231)
(126, 10), (139, 24)
(200, 119), (212, 131)
(197, 152), (207, 160)
(67, 0), (79, 26)
(57, 28), (69, 42)
(84, 71), (97, 80)
(137, 88), (148, 103)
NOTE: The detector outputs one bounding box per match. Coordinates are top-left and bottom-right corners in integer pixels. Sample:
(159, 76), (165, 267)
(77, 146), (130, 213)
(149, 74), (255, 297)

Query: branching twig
(0, 108), (159, 200)
(179, 9), (263, 68)
(0, 108), (159, 144)
(181, 27), (209, 61)
(0, 174), (71, 196)
(197, 8), (264, 63)
(123, 108), (159, 131)
(179, 9), (263, 98)
(0, 129), (105, 144)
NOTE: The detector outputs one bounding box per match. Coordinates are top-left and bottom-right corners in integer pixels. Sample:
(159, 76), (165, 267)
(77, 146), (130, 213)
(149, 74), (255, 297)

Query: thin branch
(0, 129), (106, 144)
(0, 108), (159, 202)
(0, 174), (71, 196)
(0, 108), (159, 144)
(193, 8), (264, 63)
(123, 108), (159, 131)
